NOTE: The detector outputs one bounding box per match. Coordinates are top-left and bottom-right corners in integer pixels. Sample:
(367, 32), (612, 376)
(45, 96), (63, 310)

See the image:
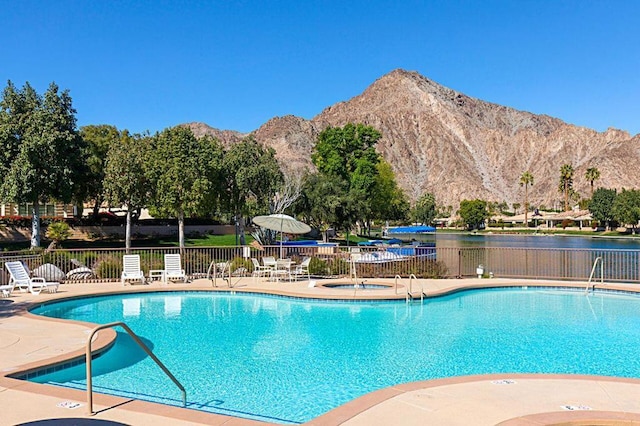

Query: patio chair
(292, 257), (311, 281)
(0, 280), (15, 297)
(251, 258), (272, 282)
(4, 261), (59, 295)
(163, 253), (187, 284)
(121, 255), (146, 286)
(263, 256), (277, 271)
(272, 258), (293, 282)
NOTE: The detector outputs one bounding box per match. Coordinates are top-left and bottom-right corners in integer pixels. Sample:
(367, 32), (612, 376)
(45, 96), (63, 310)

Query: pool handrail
(394, 274), (425, 302)
(86, 321), (186, 415)
(585, 256), (604, 294)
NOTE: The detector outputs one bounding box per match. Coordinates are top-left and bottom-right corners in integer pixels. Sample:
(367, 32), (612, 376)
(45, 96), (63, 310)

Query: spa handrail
(86, 321), (186, 415)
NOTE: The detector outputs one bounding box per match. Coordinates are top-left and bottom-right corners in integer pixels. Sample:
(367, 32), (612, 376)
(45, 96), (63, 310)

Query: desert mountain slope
(186, 69), (639, 209)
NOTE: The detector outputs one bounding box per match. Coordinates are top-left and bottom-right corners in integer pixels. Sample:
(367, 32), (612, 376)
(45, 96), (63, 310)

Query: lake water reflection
(436, 233), (640, 250)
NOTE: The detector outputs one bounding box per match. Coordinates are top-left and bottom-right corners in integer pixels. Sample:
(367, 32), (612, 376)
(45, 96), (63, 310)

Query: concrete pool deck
(2, 277), (640, 425)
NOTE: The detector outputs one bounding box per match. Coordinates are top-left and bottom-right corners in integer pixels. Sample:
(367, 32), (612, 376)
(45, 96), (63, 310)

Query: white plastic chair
(163, 253), (186, 284)
(292, 257), (311, 281)
(251, 258), (272, 282)
(4, 261), (59, 295)
(273, 258), (293, 282)
(121, 255), (146, 286)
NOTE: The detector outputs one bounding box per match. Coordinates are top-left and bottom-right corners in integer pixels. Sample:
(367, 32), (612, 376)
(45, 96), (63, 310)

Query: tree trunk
(92, 201), (100, 221)
(524, 185), (528, 228)
(31, 200), (41, 248)
(564, 182), (569, 211)
(178, 211), (185, 251)
(239, 216), (246, 245)
(125, 209), (132, 254)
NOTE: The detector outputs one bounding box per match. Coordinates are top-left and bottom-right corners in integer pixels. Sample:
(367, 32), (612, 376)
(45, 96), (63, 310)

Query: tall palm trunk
(524, 185), (528, 228)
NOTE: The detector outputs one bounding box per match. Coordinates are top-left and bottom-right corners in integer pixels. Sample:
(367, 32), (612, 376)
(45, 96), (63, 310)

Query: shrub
(561, 219), (575, 229)
(308, 257), (328, 276)
(230, 257), (251, 275)
(95, 255), (123, 279)
(79, 252), (100, 269)
(328, 258), (349, 276)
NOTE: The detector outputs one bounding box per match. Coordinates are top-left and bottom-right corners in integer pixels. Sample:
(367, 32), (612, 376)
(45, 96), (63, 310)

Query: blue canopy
(358, 240), (382, 246)
(388, 225), (436, 234)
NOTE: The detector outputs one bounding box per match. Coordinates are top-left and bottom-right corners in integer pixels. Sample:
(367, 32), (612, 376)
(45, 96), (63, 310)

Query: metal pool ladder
(585, 256), (604, 294)
(395, 274), (426, 303)
(86, 321), (186, 415)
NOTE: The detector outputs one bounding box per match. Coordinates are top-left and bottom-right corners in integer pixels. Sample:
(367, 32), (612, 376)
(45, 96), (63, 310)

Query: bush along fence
(0, 245), (639, 285)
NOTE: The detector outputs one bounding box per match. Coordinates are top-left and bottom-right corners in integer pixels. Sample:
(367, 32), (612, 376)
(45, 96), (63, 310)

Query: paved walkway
(2, 277), (640, 425)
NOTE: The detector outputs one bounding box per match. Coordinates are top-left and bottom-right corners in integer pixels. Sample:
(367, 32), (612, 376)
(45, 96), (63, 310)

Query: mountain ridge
(185, 69), (639, 209)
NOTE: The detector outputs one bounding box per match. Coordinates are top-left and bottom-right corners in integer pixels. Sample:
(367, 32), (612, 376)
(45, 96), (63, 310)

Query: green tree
(589, 187), (617, 230)
(312, 123), (381, 183)
(369, 160), (409, 229)
(79, 125), (121, 219)
(611, 189), (640, 231)
(222, 135), (283, 244)
(0, 81), (87, 248)
(411, 192), (437, 226)
(585, 167), (601, 197)
(148, 126), (223, 249)
(294, 173), (363, 242)
(310, 123), (383, 237)
(558, 164), (574, 211)
(103, 132), (152, 252)
(458, 199), (489, 230)
(519, 171), (534, 227)
(512, 202), (521, 214)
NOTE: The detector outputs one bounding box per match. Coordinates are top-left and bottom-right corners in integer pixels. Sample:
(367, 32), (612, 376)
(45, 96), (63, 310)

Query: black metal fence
(1, 245), (639, 285)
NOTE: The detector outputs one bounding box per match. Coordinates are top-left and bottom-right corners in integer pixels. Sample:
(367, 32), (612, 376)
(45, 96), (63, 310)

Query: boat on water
(387, 225), (436, 244)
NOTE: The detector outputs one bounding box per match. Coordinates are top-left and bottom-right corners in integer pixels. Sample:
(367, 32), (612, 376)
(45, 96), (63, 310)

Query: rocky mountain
(185, 69), (640, 209)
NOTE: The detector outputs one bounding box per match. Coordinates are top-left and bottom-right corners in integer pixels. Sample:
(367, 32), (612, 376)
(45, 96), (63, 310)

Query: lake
(436, 233), (640, 250)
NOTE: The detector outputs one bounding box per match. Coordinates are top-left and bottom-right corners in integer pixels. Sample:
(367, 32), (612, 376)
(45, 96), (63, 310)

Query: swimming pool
(28, 288), (640, 424)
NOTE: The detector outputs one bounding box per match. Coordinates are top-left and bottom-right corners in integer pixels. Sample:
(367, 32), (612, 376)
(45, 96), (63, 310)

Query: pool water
(29, 289), (640, 424)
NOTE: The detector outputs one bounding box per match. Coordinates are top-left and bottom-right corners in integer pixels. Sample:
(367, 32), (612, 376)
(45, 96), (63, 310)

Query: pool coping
(2, 277), (640, 425)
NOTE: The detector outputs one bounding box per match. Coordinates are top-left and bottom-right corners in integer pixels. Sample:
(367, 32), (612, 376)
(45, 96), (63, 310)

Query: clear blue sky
(2, 0), (639, 136)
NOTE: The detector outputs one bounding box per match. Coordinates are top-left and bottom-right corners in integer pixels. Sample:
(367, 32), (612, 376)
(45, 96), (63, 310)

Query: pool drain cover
(561, 405), (592, 411)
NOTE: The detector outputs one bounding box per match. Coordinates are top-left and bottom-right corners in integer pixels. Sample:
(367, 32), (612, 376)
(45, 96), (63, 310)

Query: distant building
(0, 202), (75, 218)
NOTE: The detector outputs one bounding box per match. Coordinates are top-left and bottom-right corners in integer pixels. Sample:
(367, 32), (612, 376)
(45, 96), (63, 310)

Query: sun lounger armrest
(31, 277), (46, 283)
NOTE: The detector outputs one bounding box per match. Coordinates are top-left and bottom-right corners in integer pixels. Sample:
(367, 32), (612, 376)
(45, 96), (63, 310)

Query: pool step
(406, 291), (426, 303)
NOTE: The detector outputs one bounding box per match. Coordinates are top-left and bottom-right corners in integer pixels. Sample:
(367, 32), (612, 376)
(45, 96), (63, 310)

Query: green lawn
(1, 233), (256, 252)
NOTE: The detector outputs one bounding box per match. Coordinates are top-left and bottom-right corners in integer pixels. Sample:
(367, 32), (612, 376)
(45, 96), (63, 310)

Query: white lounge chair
(4, 261), (59, 295)
(163, 253), (186, 284)
(251, 257), (272, 282)
(121, 255), (146, 286)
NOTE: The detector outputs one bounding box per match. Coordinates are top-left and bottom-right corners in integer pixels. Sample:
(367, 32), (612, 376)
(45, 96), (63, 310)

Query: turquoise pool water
(29, 289), (640, 424)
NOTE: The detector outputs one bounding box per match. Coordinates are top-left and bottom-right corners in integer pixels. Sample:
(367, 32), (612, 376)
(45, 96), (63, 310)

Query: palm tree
(558, 164), (575, 211)
(585, 167), (601, 197)
(519, 171), (534, 227)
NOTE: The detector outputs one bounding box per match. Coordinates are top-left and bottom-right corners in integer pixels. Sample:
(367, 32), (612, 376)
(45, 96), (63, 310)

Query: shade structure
(253, 214), (311, 235)
(253, 214), (311, 256)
